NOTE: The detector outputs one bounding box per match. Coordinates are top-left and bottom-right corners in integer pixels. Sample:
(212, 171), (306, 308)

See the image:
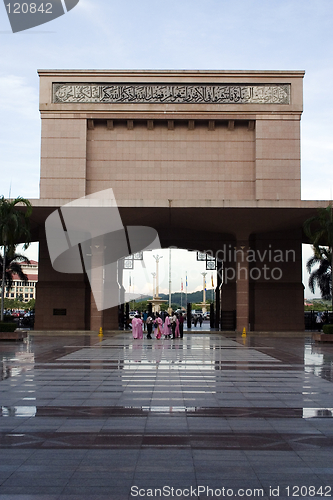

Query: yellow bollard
(242, 327), (246, 337)
(98, 327), (103, 336)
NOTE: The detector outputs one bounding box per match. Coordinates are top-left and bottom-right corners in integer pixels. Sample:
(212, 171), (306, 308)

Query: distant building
(5, 260), (38, 302)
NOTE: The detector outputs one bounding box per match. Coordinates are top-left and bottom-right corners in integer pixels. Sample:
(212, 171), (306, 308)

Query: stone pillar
(215, 259), (222, 329)
(90, 295), (103, 331)
(103, 262), (120, 330)
(34, 226), (87, 331)
(220, 239), (237, 330)
(89, 239), (104, 332)
(235, 236), (250, 333)
(118, 260), (126, 330)
(103, 307), (119, 330)
(118, 259), (125, 307)
(251, 229), (304, 331)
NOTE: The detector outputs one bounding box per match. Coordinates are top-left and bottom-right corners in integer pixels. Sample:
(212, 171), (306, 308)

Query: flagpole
(129, 274), (132, 312)
(168, 248), (172, 313)
(132, 275), (134, 312)
(201, 272), (207, 312)
(180, 278), (183, 310)
(185, 272), (188, 306)
(151, 272), (156, 298)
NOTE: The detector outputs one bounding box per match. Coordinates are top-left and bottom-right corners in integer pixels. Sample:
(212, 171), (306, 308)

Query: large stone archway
(30, 70), (329, 332)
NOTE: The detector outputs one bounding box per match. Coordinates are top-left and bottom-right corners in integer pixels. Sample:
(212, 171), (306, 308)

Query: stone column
(235, 236), (250, 333)
(89, 238), (104, 332)
(251, 229), (304, 331)
(220, 238), (237, 330)
(103, 262), (120, 330)
(215, 259), (222, 329)
(118, 259), (125, 307)
(34, 226), (86, 331)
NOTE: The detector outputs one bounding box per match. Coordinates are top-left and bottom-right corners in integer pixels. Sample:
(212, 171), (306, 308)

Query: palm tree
(304, 204), (333, 313)
(0, 253), (30, 289)
(306, 247), (332, 299)
(0, 196), (32, 321)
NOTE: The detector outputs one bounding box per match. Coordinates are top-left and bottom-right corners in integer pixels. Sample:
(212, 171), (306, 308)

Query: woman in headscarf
(163, 313), (171, 338)
(132, 314), (143, 339)
(154, 313), (163, 339)
(131, 315), (138, 339)
(136, 313), (143, 339)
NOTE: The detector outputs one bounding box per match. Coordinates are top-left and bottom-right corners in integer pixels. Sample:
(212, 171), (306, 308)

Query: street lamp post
(153, 255), (163, 298)
(151, 272), (156, 298)
(201, 272), (207, 310)
(168, 248), (172, 311)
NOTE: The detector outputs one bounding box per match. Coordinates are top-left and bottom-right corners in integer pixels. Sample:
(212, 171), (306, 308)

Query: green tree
(26, 298), (35, 310)
(2, 297), (30, 310)
(0, 253), (29, 289)
(134, 300), (149, 313)
(304, 205), (333, 312)
(306, 247), (332, 303)
(0, 196), (32, 321)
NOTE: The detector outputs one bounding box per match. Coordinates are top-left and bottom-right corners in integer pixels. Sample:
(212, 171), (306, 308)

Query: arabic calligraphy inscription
(53, 83), (290, 105)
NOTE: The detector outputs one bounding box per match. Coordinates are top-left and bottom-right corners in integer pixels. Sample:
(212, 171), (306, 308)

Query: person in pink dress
(131, 316), (139, 339)
(132, 314), (143, 339)
(154, 314), (163, 339)
(163, 314), (171, 338)
(136, 314), (143, 339)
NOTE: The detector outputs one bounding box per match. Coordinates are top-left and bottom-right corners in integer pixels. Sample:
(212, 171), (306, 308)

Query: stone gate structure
(30, 70), (327, 332)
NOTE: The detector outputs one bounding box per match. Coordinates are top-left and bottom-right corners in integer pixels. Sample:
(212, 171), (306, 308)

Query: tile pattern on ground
(0, 332), (333, 499)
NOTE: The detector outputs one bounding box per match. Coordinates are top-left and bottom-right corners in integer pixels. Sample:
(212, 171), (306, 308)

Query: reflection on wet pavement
(1, 332), (333, 498)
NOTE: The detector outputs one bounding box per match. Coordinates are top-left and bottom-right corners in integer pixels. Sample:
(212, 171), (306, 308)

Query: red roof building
(5, 260), (38, 302)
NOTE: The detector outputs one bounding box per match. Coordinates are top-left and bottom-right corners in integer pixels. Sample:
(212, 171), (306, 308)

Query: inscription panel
(53, 83), (290, 104)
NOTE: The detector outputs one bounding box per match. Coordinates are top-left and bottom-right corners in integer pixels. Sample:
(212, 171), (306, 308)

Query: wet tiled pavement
(0, 331), (333, 499)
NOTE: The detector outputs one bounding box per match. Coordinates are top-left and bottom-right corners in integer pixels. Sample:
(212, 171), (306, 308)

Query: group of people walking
(131, 312), (184, 340)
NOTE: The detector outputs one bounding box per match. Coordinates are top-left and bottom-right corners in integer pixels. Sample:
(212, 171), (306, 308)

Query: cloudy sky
(1, 0), (332, 297)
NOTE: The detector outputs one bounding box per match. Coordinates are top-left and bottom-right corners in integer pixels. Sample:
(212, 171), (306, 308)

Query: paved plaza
(0, 331), (333, 499)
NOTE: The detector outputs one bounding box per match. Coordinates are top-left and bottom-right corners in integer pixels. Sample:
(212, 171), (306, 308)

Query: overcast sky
(1, 0), (332, 297)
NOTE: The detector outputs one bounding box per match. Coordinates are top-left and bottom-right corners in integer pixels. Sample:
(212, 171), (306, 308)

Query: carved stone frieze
(53, 83), (290, 104)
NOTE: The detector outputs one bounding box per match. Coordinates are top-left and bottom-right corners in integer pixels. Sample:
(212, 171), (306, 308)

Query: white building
(5, 260), (38, 302)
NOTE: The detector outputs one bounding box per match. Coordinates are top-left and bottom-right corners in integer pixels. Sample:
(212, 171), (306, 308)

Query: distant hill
(135, 290), (214, 307)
